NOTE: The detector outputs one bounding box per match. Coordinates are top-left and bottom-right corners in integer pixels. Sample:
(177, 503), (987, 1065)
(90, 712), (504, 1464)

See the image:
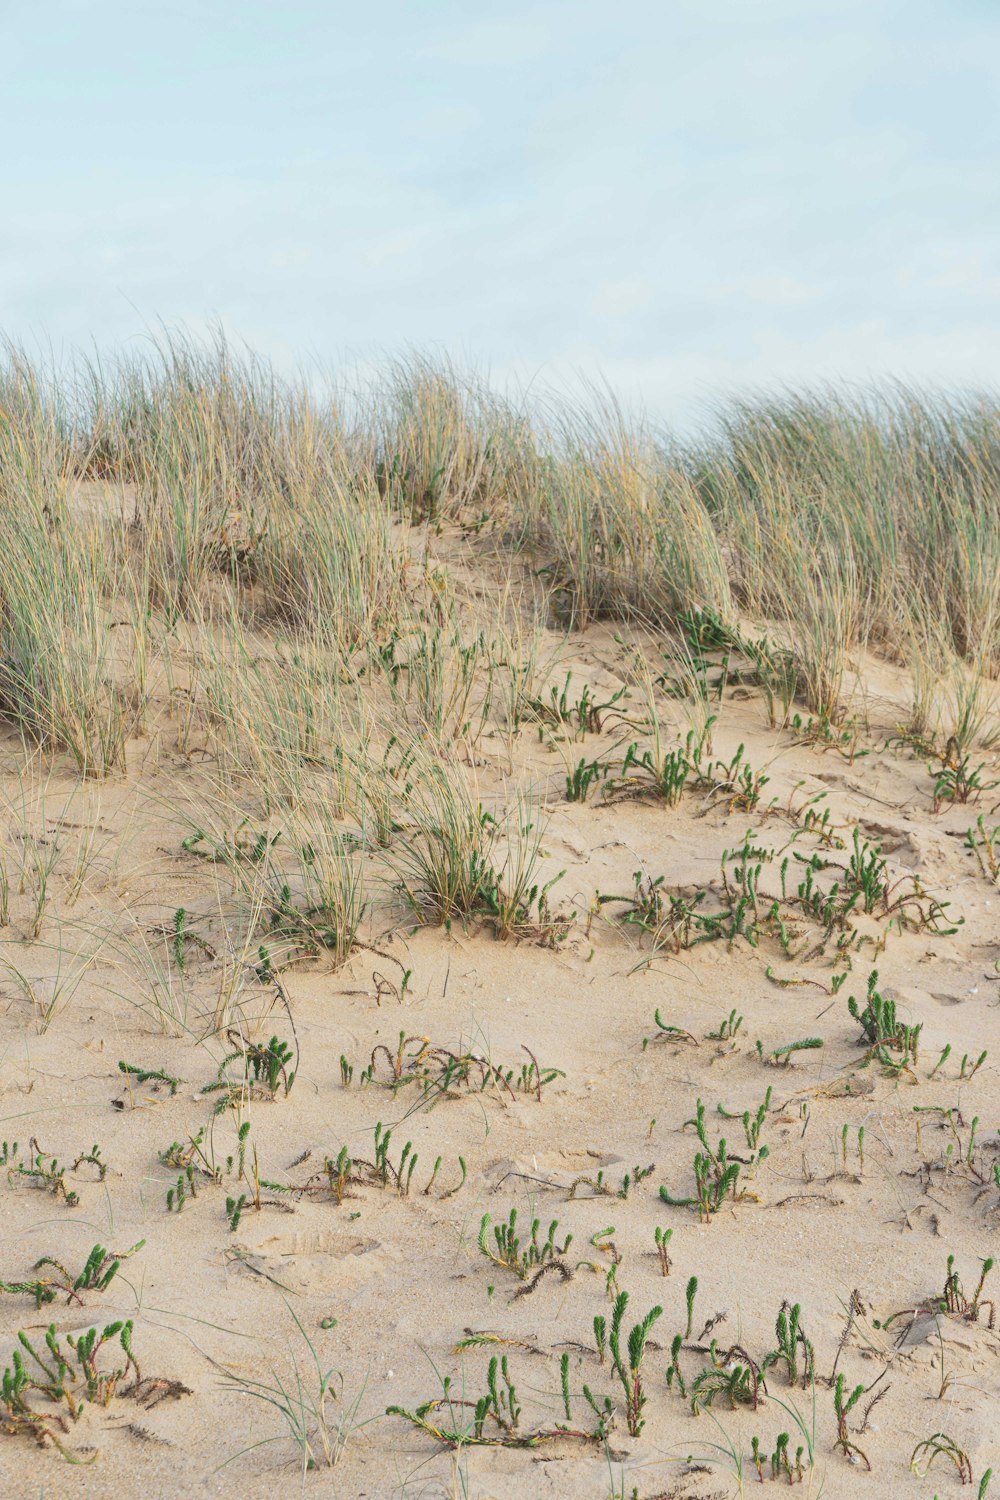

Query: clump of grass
(514, 394), (732, 629)
(373, 622), (500, 747)
(183, 793), (367, 971)
(198, 625), (350, 809)
(220, 1300), (364, 1472)
(0, 921), (113, 1033)
(392, 773), (565, 940)
(0, 494), (146, 774)
(251, 435), (410, 650)
(374, 354), (523, 524)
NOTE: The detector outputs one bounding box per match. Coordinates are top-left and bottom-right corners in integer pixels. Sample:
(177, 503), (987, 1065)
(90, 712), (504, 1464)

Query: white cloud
(589, 280), (654, 318)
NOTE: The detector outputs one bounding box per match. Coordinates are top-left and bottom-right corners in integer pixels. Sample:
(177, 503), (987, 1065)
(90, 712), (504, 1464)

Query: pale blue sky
(3, 0), (999, 422)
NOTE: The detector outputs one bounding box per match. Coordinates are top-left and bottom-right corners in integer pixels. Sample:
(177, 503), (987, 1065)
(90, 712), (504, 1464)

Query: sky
(2, 0), (1000, 427)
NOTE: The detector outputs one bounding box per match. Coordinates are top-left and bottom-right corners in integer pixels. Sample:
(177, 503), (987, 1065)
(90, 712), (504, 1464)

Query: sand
(0, 540), (997, 1500)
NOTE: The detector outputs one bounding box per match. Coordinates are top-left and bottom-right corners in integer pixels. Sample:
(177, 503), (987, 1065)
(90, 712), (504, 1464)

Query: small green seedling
(660, 1099), (766, 1221)
(762, 1301), (815, 1387)
(848, 969), (921, 1074)
(285, 1128), (467, 1207)
(213, 1027), (297, 1099)
(226, 1193), (248, 1231)
(685, 1275), (698, 1339)
(665, 1332), (686, 1397)
(716, 1087), (772, 1152)
(941, 1254), (996, 1328)
(568, 1163), (654, 1200)
(565, 756), (613, 803)
(166, 906), (215, 970)
(23, 1241), (146, 1307)
(166, 1166), (197, 1213)
(594, 1289), (662, 1437)
(117, 1060), (180, 1095)
(964, 815), (1000, 881)
(528, 671), (630, 736)
(0, 1318), (188, 1461)
(664, 1276), (698, 1395)
(756, 1036), (824, 1067)
(909, 1431), (972, 1484)
(929, 741), (998, 811)
(364, 1033), (561, 1107)
(832, 1373), (869, 1468)
(691, 1346), (765, 1412)
(843, 829), (888, 913)
(478, 1210), (572, 1282)
(159, 1126), (222, 1208)
(752, 1431), (809, 1483)
(836, 1123), (865, 1175)
(879, 1254), (997, 1334)
(706, 1008), (744, 1042)
(7, 1140), (108, 1207)
(643, 1007), (698, 1048)
(387, 1353), (601, 1447)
